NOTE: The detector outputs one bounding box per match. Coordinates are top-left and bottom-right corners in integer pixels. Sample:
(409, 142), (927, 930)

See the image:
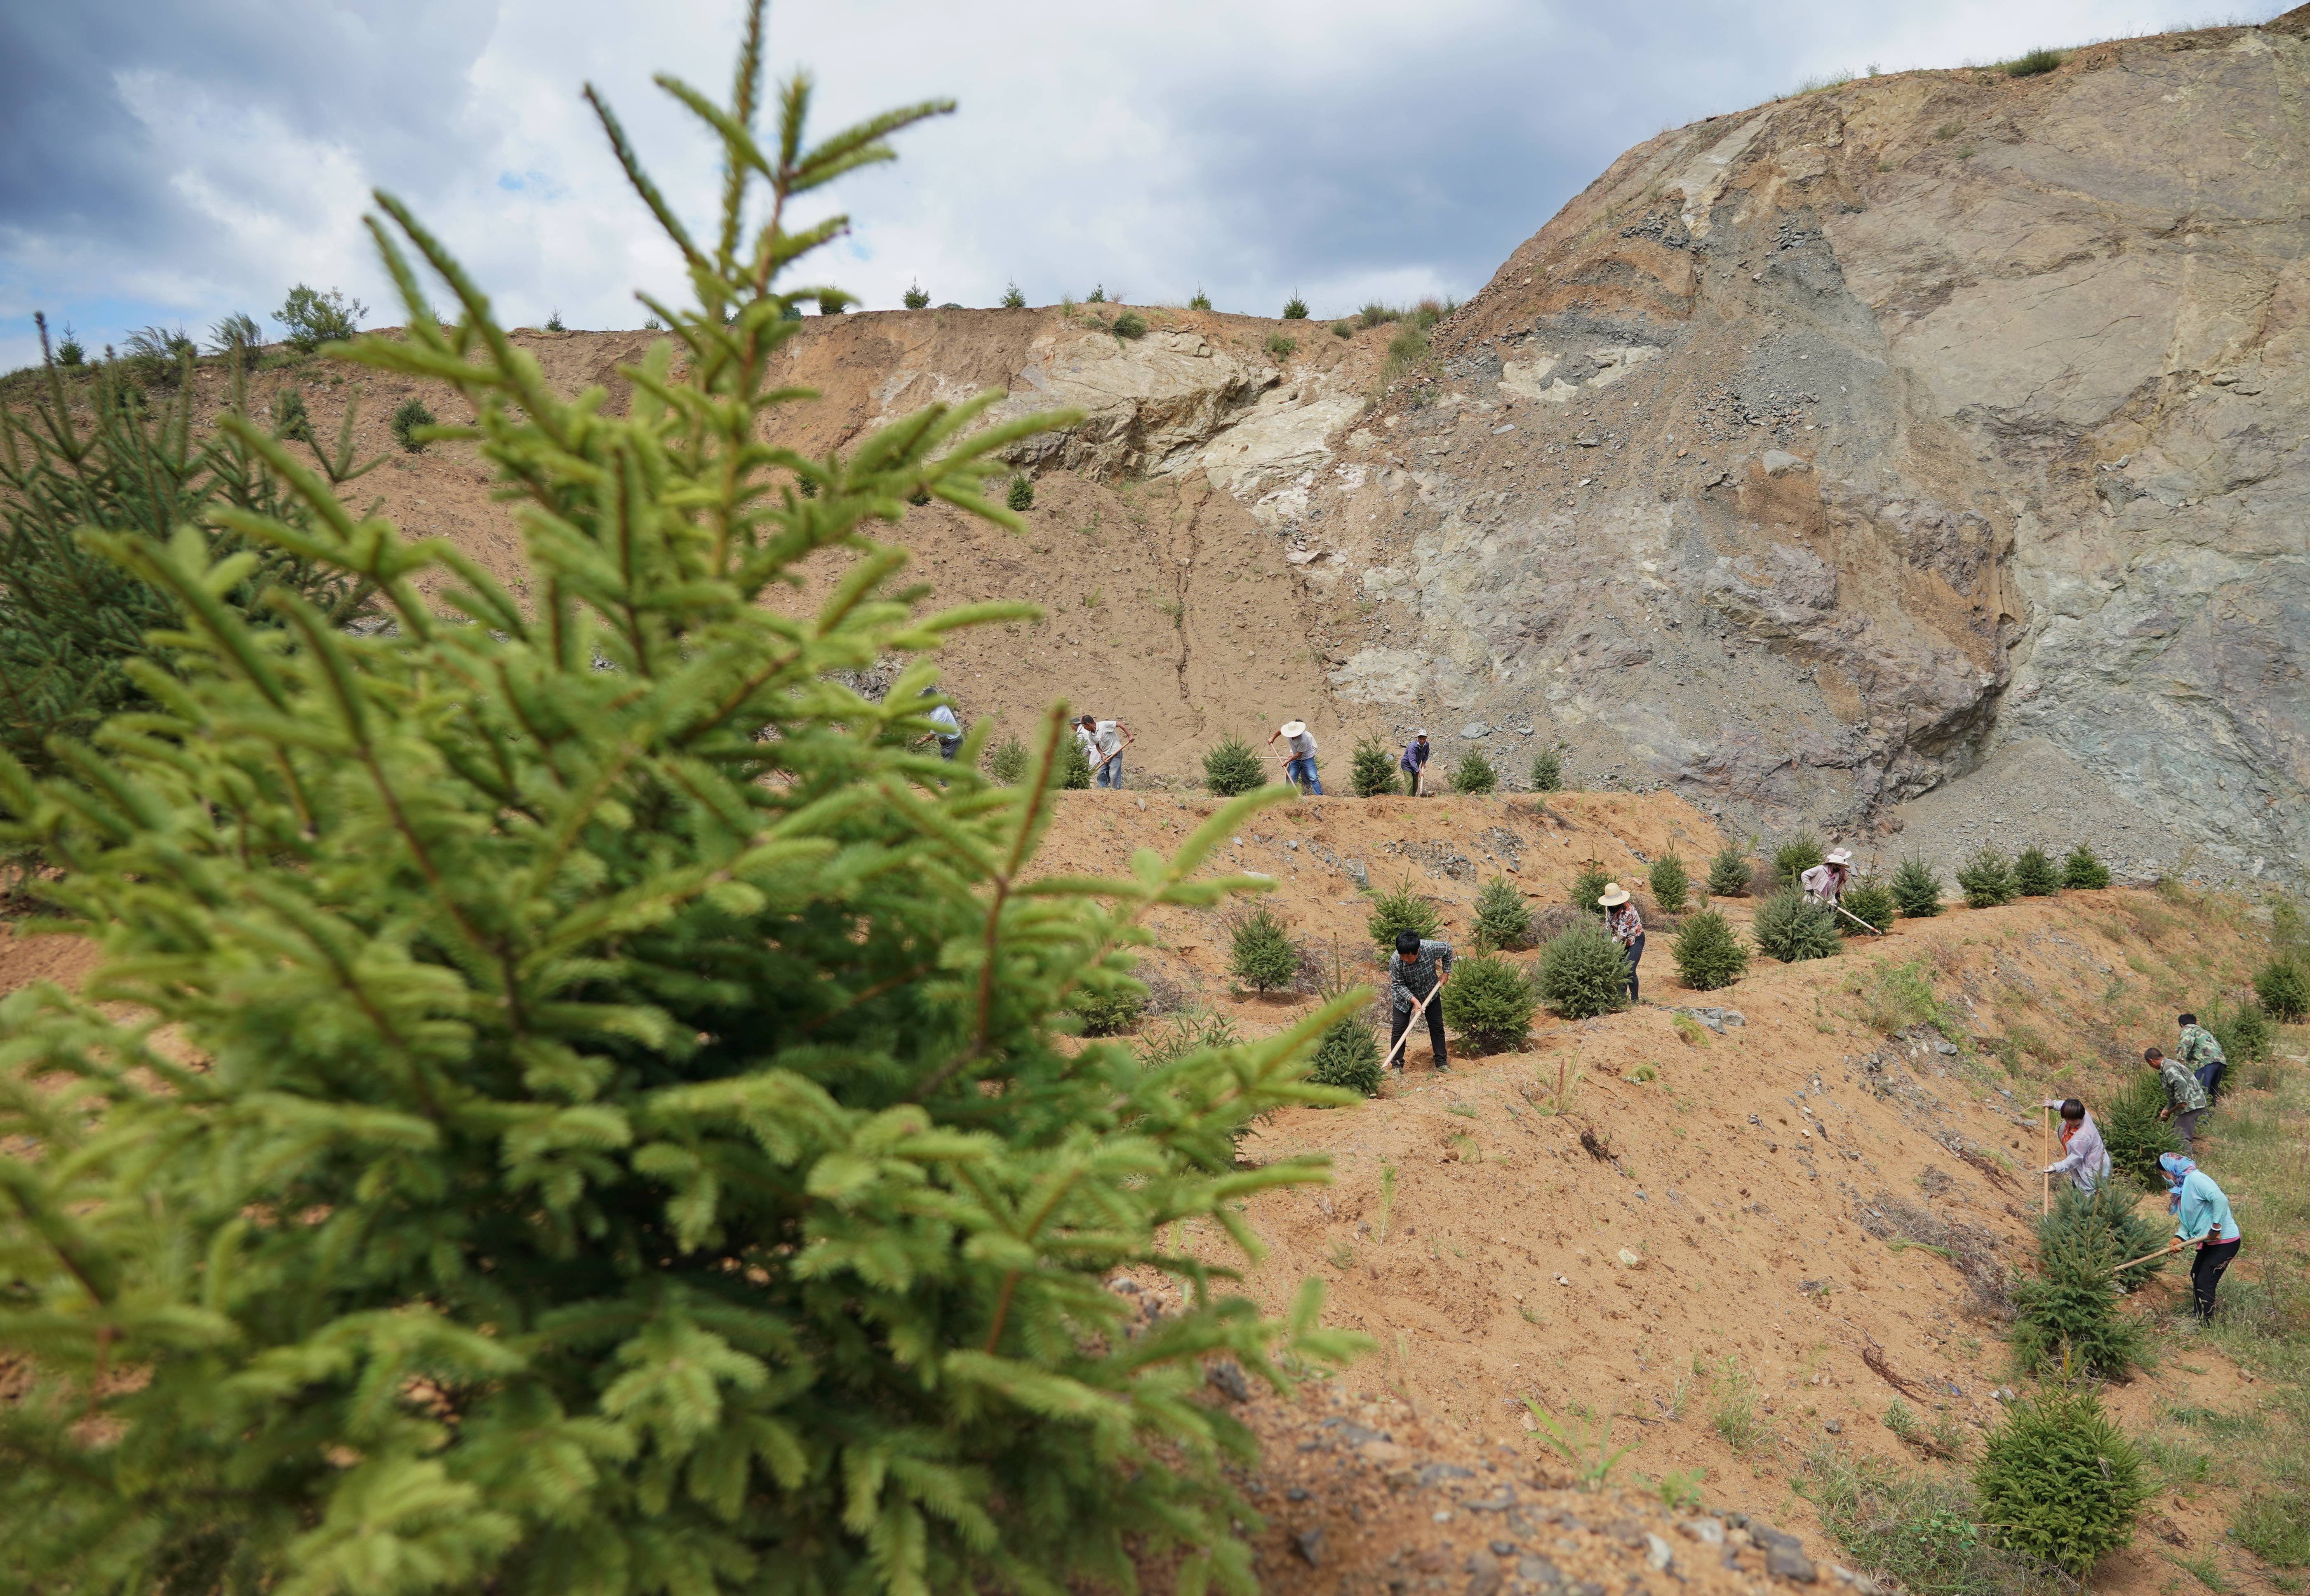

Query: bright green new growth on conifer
(1351, 736), (1397, 797)
(0, 15), (1367, 1594)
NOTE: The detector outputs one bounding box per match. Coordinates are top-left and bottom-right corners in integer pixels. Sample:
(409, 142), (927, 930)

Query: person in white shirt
(1077, 713), (1129, 788)
(920, 689), (961, 761)
(2041, 1097), (2112, 1194)
(1266, 719), (1322, 795)
(1799, 847), (1853, 903)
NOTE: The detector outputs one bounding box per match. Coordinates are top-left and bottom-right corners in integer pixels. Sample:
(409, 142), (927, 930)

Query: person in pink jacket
(2040, 1097), (2111, 1194)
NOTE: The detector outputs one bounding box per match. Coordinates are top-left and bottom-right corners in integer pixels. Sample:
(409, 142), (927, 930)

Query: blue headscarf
(2159, 1152), (2197, 1210)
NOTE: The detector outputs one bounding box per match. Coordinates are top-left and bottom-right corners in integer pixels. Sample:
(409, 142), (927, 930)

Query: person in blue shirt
(1399, 731), (1432, 796)
(2160, 1153), (2242, 1323)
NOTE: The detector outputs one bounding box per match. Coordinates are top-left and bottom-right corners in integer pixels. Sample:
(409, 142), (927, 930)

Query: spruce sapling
(2099, 1073), (2181, 1187)
(1976, 1389), (2150, 1577)
(1006, 475), (1034, 511)
(1471, 874), (1532, 951)
(1282, 294), (1309, 319)
(2256, 958), (2309, 1023)
(1673, 910), (1749, 990)
(1707, 844), (1752, 897)
(1001, 280), (1026, 308)
(1752, 889), (1841, 962)
(1202, 733), (1266, 796)
(1536, 921), (1629, 1019)
(1956, 849), (2016, 907)
(903, 281), (930, 308)
(986, 736), (1029, 785)
(1890, 857), (1945, 917)
(1351, 736), (1398, 797)
(1230, 905), (1300, 992)
(1838, 878), (1897, 937)
(1571, 861), (1613, 913)
(1441, 954), (1536, 1052)
(0, 30), (1373, 1594)
(1648, 853), (1689, 915)
(2062, 844), (2111, 889)
(1060, 735), (1094, 789)
(1451, 749), (1497, 794)
(2011, 845), (2060, 896)
(1530, 747), (1563, 791)
(1188, 288), (1212, 310)
(389, 395), (436, 451)
(1773, 832), (1825, 888)
(1366, 877), (1441, 953)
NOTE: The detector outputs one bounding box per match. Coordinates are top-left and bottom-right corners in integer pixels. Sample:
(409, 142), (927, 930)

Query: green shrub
(272, 386), (313, 443)
(122, 324), (197, 387)
(1007, 475), (1034, 511)
(1070, 981), (1146, 1036)
(544, 308), (568, 332)
(1450, 749), (1497, 794)
(53, 324), (85, 367)
(1001, 280), (1026, 309)
(2207, 999), (2272, 1065)
(2012, 846), (2060, 896)
(1111, 310), (1146, 340)
(2101, 1072), (2181, 1187)
(206, 311), (264, 367)
(1308, 1012), (1383, 1096)
(1838, 879), (1896, 937)
(1059, 735), (1094, 790)
(1135, 1005), (1243, 1070)
(1800, 1447), (2039, 1596)
(1202, 733), (1265, 796)
(1085, 284), (1106, 303)
(1773, 832), (1825, 888)
(986, 736), (1028, 785)
(1282, 294), (1309, 319)
(1536, 921), (1629, 1019)
(1753, 889), (1841, 962)
(1231, 905), (1300, 992)
(1471, 875), (1531, 952)
(389, 395), (437, 452)
(1957, 849), (2015, 908)
(1673, 911), (1749, 991)
(1331, 320), (1352, 338)
(1562, 864), (1605, 915)
(2004, 47), (2064, 77)
(1891, 857), (1945, 917)
(0, 27), (1369, 1596)
(1530, 747), (1563, 791)
(2062, 844), (2111, 889)
(1358, 301), (1398, 328)
(2040, 1186), (2167, 1293)
(2254, 958), (2308, 1024)
(2235, 1489), (2310, 1569)
(1975, 1388), (2149, 1576)
(274, 283), (369, 352)
(1, 356), (372, 778)
(1442, 954), (1536, 1053)
(1367, 877), (1441, 953)
(1350, 736), (1397, 797)
(1188, 288), (1211, 311)
(1708, 846), (1751, 897)
(903, 280), (930, 309)
(1266, 332), (1297, 359)
(1648, 853), (1689, 915)
(816, 288), (848, 314)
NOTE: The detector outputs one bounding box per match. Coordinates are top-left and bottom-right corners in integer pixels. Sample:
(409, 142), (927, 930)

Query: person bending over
(1388, 928), (1452, 1071)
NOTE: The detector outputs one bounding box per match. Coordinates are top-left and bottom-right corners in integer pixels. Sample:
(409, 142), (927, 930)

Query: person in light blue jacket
(2160, 1153), (2242, 1323)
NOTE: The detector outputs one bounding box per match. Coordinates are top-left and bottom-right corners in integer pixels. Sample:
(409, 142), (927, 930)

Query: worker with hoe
(2159, 1153), (2242, 1323)
(2145, 1042), (2213, 1152)
(2040, 1097), (2112, 1194)
(2177, 1011), (2227, 1105)
(1399, 730), (1433, 796)
(920, 688), (962, 762)
(1077, 712), (1129, 790)
(1267, 719), (1322, 795)
(1799, 847), (1854, 904)
(1599, 881), (1645, 1004)
(1386, 928), (1452, 1072)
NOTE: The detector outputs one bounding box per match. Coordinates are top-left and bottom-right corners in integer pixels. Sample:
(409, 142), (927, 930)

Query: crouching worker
(1387, 928), (1452, 1072)
(2041, 1097), (2111, 1194)
(2160, 1153), (2242, 1323)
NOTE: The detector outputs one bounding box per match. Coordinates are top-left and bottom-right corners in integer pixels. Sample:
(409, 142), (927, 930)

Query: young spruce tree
(0, 14), (1365, 1594)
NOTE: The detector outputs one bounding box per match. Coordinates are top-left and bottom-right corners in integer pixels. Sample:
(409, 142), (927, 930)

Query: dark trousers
(2196, 1060), (2225, 1104)
(1391, 994), (1447, 1069)
(2191, 1238), (2240, 1321)
(1623, 933), (1645, 1004)
(2173, 1107), (2203, 1152)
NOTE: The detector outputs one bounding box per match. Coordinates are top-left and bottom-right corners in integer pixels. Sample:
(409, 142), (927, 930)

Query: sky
(0, 0), (2284, 371)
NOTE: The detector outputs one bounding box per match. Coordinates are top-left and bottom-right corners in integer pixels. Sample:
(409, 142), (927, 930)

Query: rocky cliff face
(1303, 12), (2309, 884)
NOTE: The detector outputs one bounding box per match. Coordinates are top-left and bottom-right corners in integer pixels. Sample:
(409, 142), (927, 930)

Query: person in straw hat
(1267, 719), (1322, 795)
(1599, 881), (1646, 1005)
(1799, 847), (1854, 905)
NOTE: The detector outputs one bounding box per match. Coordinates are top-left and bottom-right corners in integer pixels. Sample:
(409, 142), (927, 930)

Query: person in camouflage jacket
(2177, 1012), (2227, 1103)
(2147, 1044), (2211, 1152)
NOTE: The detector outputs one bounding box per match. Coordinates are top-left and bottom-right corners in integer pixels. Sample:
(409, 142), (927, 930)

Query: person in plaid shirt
(1599, 882), (1645, 1004)
(1387, 930), (1453, 1071)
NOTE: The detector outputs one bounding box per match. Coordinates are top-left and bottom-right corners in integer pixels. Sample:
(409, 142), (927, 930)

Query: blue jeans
(1095, 754), (1124, 789)
(1284, 755), (1322, 794)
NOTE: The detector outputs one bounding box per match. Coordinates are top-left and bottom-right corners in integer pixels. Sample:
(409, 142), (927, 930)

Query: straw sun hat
(1597, 883), (1631, 907)
(1826, 847), (1853, 865)
(1279, 721), (1307, 738)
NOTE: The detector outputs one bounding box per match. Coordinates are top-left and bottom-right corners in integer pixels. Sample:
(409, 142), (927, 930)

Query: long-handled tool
(1820, 897), (1884, 936)
(1383, 978), (1444, 1069)
(2041, 1102), (2052, 1216)
(2104, 1244), (2175, 1277)
(1091, 735), (1134, 781)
